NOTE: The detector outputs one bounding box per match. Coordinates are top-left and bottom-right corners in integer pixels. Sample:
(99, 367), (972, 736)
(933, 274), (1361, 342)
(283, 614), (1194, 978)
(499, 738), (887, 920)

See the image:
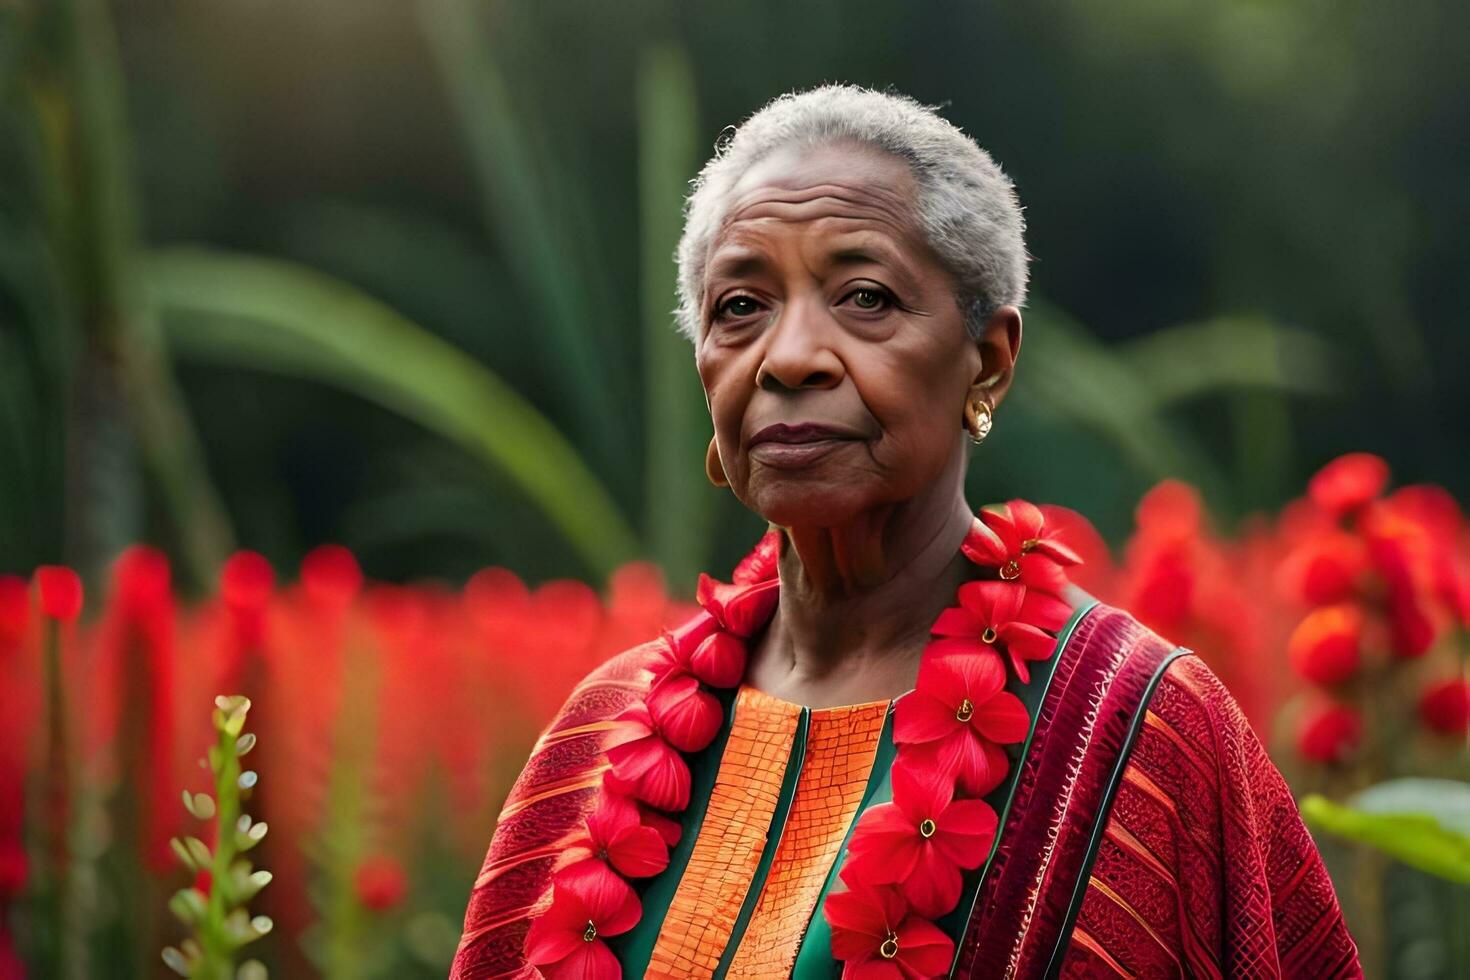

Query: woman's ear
(705, 437), (729, 487)
(974, 305), (1023, 407)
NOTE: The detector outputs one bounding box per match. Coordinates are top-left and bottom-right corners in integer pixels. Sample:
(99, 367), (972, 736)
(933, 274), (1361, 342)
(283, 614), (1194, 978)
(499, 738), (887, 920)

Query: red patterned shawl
(450, 603), (1361, 979)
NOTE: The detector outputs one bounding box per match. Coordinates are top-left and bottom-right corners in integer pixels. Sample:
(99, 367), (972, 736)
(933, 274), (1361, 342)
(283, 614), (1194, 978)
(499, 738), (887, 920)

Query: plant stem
(202, 718), (242, 980)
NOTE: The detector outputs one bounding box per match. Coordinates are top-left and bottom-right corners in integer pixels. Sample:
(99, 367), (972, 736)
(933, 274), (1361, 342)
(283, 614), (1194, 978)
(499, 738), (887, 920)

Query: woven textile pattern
(645, 688), (801, 978)
(1061, 655), (1361, 978)
(725, 699), (890, 978)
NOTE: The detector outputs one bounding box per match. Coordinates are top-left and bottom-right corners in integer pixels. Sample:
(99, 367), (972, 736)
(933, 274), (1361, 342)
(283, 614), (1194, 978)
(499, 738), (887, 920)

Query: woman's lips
(747, 423), (861, 469)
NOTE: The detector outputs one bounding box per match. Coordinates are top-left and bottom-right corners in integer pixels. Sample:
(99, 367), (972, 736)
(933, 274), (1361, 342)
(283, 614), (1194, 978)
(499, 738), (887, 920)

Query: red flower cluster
(0, 546), (696, 969)
(825, 501), (1082, 979)
(1277, 454), (1470, 762)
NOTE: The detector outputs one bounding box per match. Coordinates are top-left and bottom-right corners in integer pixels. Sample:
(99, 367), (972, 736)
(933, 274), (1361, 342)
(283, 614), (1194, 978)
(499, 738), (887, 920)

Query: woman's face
(695, 140), (1006, 529)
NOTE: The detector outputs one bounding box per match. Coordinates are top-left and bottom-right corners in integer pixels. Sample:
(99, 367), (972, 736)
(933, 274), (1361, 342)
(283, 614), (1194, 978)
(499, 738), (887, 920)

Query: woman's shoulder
(1066, 593), (1239, 718)
(532, 638), (668, 745)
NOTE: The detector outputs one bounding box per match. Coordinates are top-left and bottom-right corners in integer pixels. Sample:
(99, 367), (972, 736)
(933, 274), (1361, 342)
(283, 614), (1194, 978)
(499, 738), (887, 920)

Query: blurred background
(1, 0), (1467, 977)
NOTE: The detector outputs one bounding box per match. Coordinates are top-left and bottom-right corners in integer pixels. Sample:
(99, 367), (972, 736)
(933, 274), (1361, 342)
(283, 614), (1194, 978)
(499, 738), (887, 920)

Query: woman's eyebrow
(827, 242), (921, 291)
(706, 250), (769, 284)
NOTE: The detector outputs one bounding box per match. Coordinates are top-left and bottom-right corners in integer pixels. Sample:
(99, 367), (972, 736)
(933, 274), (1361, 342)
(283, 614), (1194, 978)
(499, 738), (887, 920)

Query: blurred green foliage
(2, 0), (1467, 593)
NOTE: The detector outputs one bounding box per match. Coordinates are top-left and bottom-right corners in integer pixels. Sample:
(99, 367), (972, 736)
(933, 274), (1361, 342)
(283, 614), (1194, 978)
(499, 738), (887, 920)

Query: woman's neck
(746, 472), (977, 708)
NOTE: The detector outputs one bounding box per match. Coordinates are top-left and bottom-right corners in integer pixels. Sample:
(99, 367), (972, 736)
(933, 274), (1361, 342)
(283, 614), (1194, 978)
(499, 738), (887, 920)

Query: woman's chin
(743, 483), (871, 530)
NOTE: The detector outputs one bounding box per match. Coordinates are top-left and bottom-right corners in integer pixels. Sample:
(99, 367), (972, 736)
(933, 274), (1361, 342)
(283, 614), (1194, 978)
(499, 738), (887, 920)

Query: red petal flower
(1296, 701), (1362, 764)
(1276, 530), (1367, 606)
(961, 501), (1078, 594)
(604, 703), (691, 811)
(571, 792), (670, 878)
(526, 860), (641, 974)
(540, 940), (620, 980)
(689, 631), (747, 688)
(663, 611), (719, 664)
(951, 582), (1065, 683)
(1419, 678), (1470, 736)
(220, 550), (274, 609)
(1309, 453), (1389, 519)
(34, 566), (83, 622)
(645, 672), (723, 753)
(637, 804), (683, 848)
(732, 528), (783, 584)
(1287, 604), (1362, 686)
(1386, 592), (1437, 659)
(844, 762), (998, 918)
(0, 575), (30, 653)
(825, 883), (955, 979)
(894, 646), (1026, 796)
(301, 543), (363, 607)
(354, 854), (408, 911)
(0, 841), (28, 899)
(696, 576), (780, 637)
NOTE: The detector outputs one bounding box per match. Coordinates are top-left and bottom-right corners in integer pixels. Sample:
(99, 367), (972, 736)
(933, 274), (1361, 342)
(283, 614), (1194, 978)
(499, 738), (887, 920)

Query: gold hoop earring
(964, 397), (993, 444)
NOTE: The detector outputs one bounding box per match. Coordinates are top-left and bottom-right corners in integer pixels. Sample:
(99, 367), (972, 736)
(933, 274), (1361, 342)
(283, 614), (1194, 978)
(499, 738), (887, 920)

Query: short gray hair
(674, 83), (1028, 342)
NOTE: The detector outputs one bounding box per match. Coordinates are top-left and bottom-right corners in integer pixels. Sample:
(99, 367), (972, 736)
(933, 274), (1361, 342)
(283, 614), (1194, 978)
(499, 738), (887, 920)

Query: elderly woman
(451, 85), (1360, 979)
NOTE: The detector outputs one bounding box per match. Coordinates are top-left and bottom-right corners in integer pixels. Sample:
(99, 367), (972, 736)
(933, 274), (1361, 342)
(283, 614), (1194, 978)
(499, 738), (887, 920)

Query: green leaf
(1349, 778), (1470, 836)
(1301, 785), (1470, 884)
(184, 836), (212, 869)
(1116, 315), (1339, 406)
(169, 837), (196, 871)
(416, 0), (629, 470)
(637, 41), (713, 590)
(161, 946), (190, 977)
(146, 247), (639, 579)
(168, 887), (209, 926)
(1014, 301), (1228, 497)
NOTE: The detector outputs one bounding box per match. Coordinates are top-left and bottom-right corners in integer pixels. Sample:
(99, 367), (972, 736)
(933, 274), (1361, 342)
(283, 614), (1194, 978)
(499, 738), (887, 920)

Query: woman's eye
(718, 295), (760, 319)
(845, 287), (890, 312)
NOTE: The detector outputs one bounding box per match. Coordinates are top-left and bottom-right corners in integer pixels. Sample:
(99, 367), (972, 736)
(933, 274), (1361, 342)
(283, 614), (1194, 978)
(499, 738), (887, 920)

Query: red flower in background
(0, 576), (27, 655)
(525, 860), (641, 979)
(1276, 529), (1368, 606)
(1287, 604), (1363, 686)
(34, 566), (82, 622)
(843, 762), (998, 918)
(895, 646), (1027, 796)
(566, 792), (670, 879)
(1309, 452), (1390, 519)
(1360, 501), (1443, 658)
(1296, 701), (1362, 764)
(300, 544), (363, 609)
(354, 855), (408, 911)
(1419, 678), (1470, 736)
(221, 550), (275, 652)
(0, 842), (25, 899)
(824, 883), (955, 980)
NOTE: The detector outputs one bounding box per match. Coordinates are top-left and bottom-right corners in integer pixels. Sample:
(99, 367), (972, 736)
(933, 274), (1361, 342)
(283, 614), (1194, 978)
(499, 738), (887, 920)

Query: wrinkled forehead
(705, 140), (930, 276)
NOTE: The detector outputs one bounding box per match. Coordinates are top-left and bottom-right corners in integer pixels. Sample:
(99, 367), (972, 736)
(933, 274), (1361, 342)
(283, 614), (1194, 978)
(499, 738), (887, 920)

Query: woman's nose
(755, 297), (844, 392)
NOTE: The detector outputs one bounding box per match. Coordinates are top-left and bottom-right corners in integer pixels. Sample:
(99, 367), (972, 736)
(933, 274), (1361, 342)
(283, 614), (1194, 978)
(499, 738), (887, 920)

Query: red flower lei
(526, 500), (1082, 979)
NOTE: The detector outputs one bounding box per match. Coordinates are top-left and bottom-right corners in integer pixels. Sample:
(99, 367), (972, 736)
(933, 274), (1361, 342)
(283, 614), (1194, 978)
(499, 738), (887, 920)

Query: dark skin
(695, 140), (1023, 708)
